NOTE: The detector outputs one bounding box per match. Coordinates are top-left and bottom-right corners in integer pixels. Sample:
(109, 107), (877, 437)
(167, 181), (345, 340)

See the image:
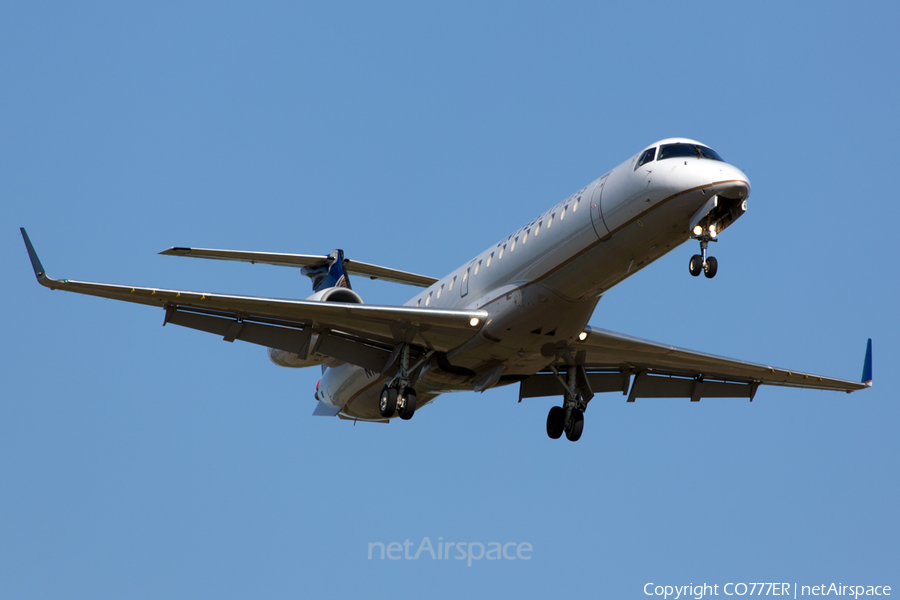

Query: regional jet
(21, 138), (872, 441)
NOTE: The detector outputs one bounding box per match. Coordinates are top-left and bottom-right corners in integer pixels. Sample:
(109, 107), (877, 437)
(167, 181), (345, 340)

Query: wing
(159, 247), (438, 287)
(21, 229), (483, 373)
(523, 325), (870, 402)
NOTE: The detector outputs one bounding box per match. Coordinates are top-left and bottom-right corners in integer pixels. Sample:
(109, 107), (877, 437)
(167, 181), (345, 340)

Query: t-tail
(302, 249), (351, 292)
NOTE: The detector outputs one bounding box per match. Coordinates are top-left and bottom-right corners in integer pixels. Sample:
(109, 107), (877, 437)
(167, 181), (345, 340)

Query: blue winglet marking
(861, 338), (873, 387)
(20, 228), (47, 281)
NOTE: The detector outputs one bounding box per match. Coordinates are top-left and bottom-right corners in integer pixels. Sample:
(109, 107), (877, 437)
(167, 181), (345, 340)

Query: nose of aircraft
(714, 161), (751, 201)
(668, 158), (750, 201)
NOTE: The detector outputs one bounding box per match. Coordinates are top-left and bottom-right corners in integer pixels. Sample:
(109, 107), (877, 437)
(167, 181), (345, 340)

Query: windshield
(658, 143), (724, 162)
(635, 147), (656, 170)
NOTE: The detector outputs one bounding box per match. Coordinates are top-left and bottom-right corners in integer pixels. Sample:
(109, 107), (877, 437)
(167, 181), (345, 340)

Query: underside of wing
(21, 230), (484, 373)
(522, 325), (869, 403)
(576, 325), (868, 399)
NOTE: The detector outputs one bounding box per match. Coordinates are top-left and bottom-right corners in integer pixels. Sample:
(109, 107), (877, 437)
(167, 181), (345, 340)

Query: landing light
(709, 224), (717, 238)
(692, 225), (703, 236)
(578, 331), (589, 341)
(469, 317), (480, 327)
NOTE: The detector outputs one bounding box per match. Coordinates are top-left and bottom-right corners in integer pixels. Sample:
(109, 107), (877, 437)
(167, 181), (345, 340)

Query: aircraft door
(589, 175), (610, 239)
(460, 262), (473, 297)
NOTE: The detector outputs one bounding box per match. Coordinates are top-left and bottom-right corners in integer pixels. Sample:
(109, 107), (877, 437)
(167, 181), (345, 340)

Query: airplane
(20, 137), (873, 442)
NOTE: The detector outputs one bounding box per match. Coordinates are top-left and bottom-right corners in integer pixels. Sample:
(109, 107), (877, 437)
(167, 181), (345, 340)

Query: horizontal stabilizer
(160, 247), (438, 287)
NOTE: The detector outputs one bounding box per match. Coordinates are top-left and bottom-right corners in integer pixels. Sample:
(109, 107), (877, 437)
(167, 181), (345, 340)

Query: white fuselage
(315, 138), (751, 420)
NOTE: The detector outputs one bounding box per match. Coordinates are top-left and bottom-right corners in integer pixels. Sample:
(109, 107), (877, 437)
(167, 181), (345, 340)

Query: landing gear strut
(378, 343), (428, 420)
(689, 232), (718, 279)
(545, 366), (589, 442)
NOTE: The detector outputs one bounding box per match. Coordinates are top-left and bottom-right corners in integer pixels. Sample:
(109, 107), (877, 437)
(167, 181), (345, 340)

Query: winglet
(20, 228), (48, 283)
(861, 338), (873, 387)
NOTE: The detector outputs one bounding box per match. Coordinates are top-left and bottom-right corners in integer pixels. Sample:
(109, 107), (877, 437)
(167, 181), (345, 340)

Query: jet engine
(268, 286), (364, 368)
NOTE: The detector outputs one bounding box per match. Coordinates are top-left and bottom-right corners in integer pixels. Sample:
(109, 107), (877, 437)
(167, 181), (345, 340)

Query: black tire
(398, 388), (417, 420)
(546, 406), (565, 439)
(689, 254), (703, 277)
(704, 256), (718, 279)
(379, 385), (397, 418)
(565, 409), (584, 442)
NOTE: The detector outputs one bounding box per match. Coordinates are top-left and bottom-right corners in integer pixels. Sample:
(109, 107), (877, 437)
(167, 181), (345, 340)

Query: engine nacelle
(268, 348), (330, 368)
(268, 286), (365, 368)
(305, 286), (364, 304)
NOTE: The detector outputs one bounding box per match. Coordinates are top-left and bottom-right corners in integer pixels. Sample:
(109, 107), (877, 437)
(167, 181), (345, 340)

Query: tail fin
(302, 249), (351, 292)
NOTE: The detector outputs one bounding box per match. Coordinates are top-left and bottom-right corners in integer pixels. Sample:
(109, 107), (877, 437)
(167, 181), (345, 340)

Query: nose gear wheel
(688, 233), (718, 279)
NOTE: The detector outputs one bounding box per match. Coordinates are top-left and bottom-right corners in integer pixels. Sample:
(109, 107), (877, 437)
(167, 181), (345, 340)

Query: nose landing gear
(689, 234), (718, 279)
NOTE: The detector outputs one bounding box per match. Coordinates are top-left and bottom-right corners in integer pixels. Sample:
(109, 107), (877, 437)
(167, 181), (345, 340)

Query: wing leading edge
(20, 229), (485, 370)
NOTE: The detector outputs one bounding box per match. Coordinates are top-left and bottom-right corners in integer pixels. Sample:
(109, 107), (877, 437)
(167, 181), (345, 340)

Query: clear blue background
(2, 2), (897, 598)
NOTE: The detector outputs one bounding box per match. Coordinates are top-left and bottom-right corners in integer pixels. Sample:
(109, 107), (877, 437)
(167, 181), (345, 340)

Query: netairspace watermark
(644, 583), (891, 599)
(367, 537), (532, 567)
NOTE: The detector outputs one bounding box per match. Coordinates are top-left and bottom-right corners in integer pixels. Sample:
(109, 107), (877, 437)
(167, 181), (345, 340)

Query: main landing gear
(689, 232), (718, 279)
(379, 383), (417, 420)
(377, 342), (424, 420)
(545, 365), (589, 442)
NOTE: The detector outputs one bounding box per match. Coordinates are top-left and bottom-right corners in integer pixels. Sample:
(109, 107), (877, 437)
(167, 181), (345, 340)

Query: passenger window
(449, 276), (456, 291)
(635, 147), (657, 170)
(561, 206), (567, 221)
(523, 230), (529, 244)
(487, 253), (493, 267)
(499, 244), (506, 259)
(437, 284), (443, 299)
(548, 213), (554, 228)
(416, 298), (421, 306)
(425, 292), (432, 306)
(511, 237), (517, 252)
(475, 260), (481, 275)
(573, 198), (579, 212)
(535, 221), (541, 237)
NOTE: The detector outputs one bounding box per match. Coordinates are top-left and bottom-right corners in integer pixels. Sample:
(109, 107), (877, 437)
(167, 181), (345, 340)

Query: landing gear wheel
(398, 388), (417, 420)
(546, 406), (565, 439)
(565, 409), (584, 442)
(704, 256), (718, 279)
(379, 386), (397, 418)
(689, 254), (703, 277)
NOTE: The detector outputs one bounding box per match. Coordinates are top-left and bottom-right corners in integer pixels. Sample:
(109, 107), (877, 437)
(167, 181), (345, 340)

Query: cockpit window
(658, 143), (724, 162)
(696, 146), (724, 161)
(635, 147), (656, 170)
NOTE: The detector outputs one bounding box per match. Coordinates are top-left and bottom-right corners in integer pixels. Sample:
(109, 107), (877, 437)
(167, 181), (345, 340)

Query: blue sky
(2, 1), (897, 598)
